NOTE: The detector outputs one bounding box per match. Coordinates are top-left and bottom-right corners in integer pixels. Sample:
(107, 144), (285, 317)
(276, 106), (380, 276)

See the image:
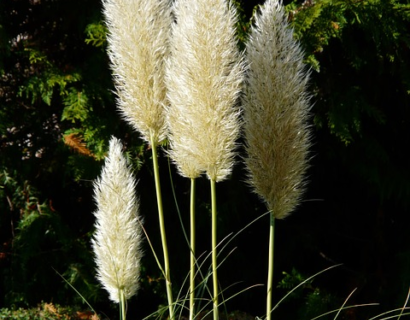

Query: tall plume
(166, 0), (244, 181)
(243, 0), (311, 219)
(102, 0), (172, 146)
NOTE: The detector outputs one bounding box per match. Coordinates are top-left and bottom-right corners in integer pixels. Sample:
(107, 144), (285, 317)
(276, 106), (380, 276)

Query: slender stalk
(120, 289), (126, 320)
(119, 294), (121, 320)
(189, 178), (196, 320)
(211, 179), (219, 320)
(150, 136), (174, 320)
(266, 215), (275, 320)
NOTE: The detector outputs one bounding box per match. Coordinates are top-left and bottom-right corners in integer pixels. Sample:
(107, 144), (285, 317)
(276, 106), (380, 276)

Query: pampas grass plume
(92, 137), (143, 303)
(243, 0), (311, 219)
(102, 0), (172, 146)
(166, 0), (244, 181)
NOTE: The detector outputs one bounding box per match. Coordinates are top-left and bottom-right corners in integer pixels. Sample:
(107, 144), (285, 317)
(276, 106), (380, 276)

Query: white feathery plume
(102, 0), (172, 146)
(92, 137), (143, 303)
(166, 0), (244, 181)
(243, 0), (311, 219)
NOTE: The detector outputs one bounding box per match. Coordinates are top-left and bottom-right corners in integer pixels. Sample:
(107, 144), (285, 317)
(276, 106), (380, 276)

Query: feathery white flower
(92, 137), (143, 303)
(166, 0), (244, 181)
(102, 0), (172, 145)
(243, 0), (311, 219)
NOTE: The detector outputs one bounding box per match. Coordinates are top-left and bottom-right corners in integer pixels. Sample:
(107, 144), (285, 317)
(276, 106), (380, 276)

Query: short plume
(92, 136), (143, 303)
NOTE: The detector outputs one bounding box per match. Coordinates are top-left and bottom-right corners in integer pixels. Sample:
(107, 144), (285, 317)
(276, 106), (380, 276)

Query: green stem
(189, 178), (196, 320)
(151, 137), (174, 320)
(266, 214), (275, 320)
(120, 289), (126, 320)
(211, 179), (219, 320)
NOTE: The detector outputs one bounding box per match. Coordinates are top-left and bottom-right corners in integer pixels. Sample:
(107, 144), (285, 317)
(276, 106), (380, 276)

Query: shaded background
(1, 0), (410, 319)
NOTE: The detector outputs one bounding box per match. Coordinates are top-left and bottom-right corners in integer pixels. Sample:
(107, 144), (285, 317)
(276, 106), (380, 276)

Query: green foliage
(0, 307), (52, 320)
(0, 170), (102, 307)
(0, 170), (44, 220)
(286, 0), (347, 71)
(17, 48), (82, 106)
(284, 0), (410, 206)
(62, 88), (90, 123)
(0, 302), (92, 320)
(277, 269), (339, 320)
(286, 0), (410, 71)
(85, 22), (107, 48)
(232, 0), (253, 49)
(277, 268), (312, 291)
(0, 0), (123, 309)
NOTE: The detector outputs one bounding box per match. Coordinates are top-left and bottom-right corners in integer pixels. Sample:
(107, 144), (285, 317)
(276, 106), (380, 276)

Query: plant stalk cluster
(93, 1), (311, 320)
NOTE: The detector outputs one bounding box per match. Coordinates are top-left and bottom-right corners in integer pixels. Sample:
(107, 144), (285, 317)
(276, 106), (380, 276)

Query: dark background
(1, 0), (410, 319)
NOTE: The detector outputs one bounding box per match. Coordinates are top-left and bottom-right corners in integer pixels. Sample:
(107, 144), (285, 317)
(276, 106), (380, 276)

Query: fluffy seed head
(102, 0), (172, 145)
(243, 0), (311, 219)
(166, 0), (244, 181)
(92, 137), (143, 303)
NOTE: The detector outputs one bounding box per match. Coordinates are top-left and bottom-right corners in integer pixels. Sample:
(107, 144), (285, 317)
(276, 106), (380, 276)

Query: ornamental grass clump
(243, 0), (311, 319)
(102, 1), (174, 317)
(92, 137), (143, 320)
(166, 0), (244, 319)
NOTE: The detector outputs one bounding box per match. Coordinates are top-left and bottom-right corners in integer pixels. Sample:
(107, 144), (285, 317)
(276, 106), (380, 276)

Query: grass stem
(151, 136), (174, 320)
(211, 179), (219, 320)
(190, 178), (196, 320)
(266, 214), (275, 320)
(120, 289), (126, 320)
